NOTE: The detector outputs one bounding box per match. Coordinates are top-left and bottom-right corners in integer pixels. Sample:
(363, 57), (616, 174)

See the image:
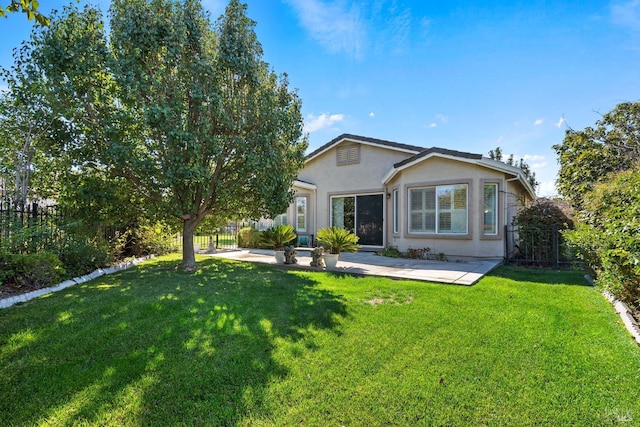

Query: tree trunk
(181, 218), (199, 271)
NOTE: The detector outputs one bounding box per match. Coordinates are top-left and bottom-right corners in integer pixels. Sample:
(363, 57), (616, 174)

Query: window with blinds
(409, 184), (468, 234)
(336, 144), (360, 165)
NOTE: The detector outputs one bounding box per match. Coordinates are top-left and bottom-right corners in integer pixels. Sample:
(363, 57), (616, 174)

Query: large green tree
(0, 38), (69, 205)
(553, 102), (640, 208)
(36, 0), (307, 270)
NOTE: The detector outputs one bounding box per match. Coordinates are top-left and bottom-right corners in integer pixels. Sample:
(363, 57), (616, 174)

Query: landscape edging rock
(0, 255), (154, 310)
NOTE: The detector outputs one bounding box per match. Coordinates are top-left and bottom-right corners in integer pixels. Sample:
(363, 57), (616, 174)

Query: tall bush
(564, 169), (640, 306)
(512, 199), (573, 263)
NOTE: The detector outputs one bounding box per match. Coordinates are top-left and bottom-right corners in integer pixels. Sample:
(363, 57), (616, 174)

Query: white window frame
(393, 189), (399, 234)
(296, 196), (307, 232)
(408, 184), (468, 234)
(483, 183), (498, 236)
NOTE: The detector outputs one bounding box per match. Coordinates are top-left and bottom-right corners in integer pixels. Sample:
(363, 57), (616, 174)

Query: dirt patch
(364, 292), (413, 306)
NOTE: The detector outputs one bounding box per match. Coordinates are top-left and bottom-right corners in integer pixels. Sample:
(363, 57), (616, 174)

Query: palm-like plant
(261, 224), (296, 250)
(316, 227), (360, 254)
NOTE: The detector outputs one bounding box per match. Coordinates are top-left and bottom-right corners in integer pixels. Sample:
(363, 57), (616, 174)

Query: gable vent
(336, 144), (360, 165)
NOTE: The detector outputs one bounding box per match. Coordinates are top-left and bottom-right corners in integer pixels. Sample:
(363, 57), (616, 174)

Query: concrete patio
(206, 249), (502, 285)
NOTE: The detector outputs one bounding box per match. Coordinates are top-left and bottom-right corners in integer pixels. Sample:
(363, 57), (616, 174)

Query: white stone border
(586, 275), (640, 346)
(0, 255), (154, 310)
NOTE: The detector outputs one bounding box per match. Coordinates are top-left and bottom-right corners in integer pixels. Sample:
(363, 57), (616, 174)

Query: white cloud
(304, 113), (345, 133)
(369, 112), (375, 117)
(285, 0), (365, 59)
(556, 117), (566, 128)
(534, 119), (544, 126)
(612, 0), (640, 31)
(428, 123), (437, 128)
(286, 0), (418, 59)
(522, 154), (548, 170)
(435, 113), (448, 124)
(537, 180), (558, 197)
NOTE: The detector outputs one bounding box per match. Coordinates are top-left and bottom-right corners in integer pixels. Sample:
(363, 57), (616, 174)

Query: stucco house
(282, 134), (536, 259)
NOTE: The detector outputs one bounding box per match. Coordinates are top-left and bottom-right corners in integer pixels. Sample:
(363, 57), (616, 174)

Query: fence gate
(505, 224), (577, 267)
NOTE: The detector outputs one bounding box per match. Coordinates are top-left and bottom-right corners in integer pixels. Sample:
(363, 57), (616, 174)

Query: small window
(393, 190), (399, 234)
(273, 213), (287, 227)
(296, 197), (307, 232)
(483, 183), (498, 235)
(336, 144), (360, 165)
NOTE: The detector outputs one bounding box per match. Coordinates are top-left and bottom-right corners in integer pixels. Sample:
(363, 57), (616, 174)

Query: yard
(1, 254), (639, 425)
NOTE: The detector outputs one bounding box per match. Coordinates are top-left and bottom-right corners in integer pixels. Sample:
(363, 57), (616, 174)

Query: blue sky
(2, 0), (640, 196)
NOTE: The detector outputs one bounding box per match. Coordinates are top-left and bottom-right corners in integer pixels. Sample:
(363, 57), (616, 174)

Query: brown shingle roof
(306, 133), (425, 160)
(393, 147), (482, 168)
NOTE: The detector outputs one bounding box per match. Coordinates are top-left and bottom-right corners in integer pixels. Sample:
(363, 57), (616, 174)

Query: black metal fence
(177, 222), (240, 252)
(505, 224), (579, 267)
(0, 200), (64, 253)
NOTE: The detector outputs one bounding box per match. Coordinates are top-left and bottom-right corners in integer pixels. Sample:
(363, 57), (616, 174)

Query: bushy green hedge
(564, 169), (640, 307)
(513, 198), (573, 263)
(58, 236), (112, 279)
(111, 224), (176, 258)
(0, 252), (66, 289)
(237, 227), (271, 249)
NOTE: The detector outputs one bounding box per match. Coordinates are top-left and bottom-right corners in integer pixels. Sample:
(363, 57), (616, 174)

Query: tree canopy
(487, 146), (538, 189)
(30, 0), (307, 270)
(1, 0), (51, 26)
(553, 102), (640, 208)
(555, 101), (640, 308)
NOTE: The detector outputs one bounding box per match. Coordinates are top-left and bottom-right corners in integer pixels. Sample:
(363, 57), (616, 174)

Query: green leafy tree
(0, 35), (70, 205)
(488, 146), (538, 189)
(36, 0), (307, 270)
(0, 0), (50, 26)
(553, 102), (640, 208)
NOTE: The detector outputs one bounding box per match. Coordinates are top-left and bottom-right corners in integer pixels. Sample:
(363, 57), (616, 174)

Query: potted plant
(316, 226), (361, 269)
(260, 224), (296, 263)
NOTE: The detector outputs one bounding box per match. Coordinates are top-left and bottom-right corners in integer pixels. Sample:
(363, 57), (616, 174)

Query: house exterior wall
(298, 140), (412, 236)
(385, 158), (533, 258)
(290, 137), (534, 258)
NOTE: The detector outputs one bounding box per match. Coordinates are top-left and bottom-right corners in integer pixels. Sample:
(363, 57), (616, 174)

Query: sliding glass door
(331, 194), (383, 246)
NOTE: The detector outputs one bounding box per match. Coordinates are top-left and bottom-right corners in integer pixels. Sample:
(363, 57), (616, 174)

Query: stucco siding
(291, 135), (535, 258)
(386, 157), (515, 258)
(299, 140), (413, 232)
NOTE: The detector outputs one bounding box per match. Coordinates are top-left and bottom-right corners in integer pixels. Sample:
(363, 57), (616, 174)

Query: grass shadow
(0, 255), (347, 425)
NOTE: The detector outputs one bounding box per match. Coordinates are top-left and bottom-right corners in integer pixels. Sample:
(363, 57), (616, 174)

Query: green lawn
(1, 254), (639, 426)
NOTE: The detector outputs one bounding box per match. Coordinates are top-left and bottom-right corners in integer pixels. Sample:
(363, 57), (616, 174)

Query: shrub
(261, 225), (297, 250)
(316, 227), (360, 254)
(513, 198), (574, 264)
(58, 236), (111, 278)
(109, 223), (175, 258)
(564, 169), (640, 307)
(0, 252), (66, 288)
(377, 246), (401, 258)
(238, 227), (262, 248)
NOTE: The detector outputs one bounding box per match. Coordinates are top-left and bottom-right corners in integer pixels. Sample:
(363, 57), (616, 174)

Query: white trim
(307, 136), (421, 164)
(382, 152), (472, 185)
(382, 154), (536, 200)
(293, 180), (317, 191)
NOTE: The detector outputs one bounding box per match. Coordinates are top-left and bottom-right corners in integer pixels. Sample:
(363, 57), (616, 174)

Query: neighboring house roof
(305, 133), (425, 163)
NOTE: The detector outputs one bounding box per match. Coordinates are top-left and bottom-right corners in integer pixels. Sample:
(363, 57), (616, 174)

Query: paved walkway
(206, 249), (502, 285)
